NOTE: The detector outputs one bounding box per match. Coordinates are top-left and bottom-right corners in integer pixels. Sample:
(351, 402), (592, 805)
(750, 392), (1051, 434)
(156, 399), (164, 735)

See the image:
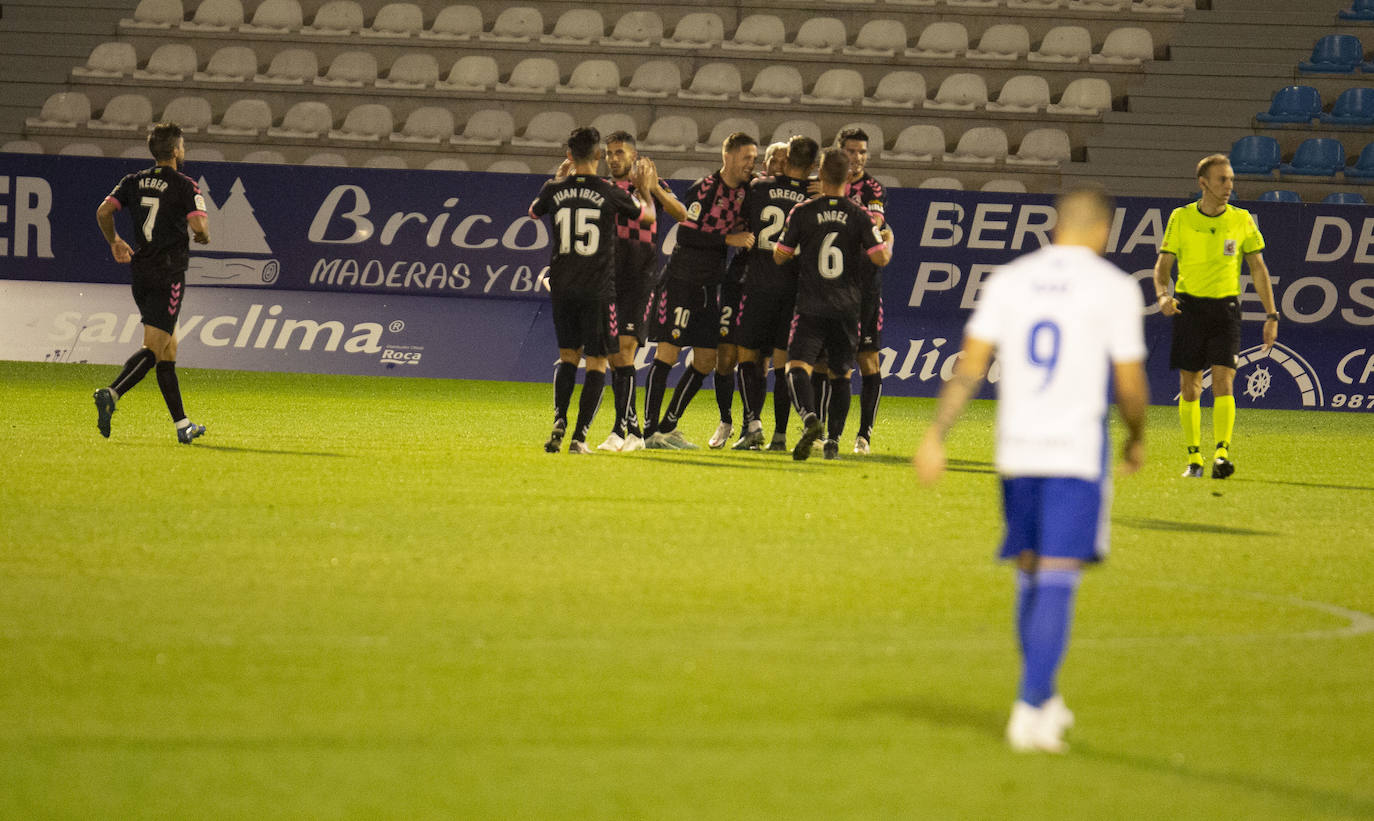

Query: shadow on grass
(1230, 477), (1374, 493)
(189, 444), (352, 458)
(1115, 517), (1280, 537)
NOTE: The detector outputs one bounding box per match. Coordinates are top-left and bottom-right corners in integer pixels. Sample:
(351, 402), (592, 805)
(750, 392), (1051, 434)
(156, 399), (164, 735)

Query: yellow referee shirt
(1159, 202), (1265, 298)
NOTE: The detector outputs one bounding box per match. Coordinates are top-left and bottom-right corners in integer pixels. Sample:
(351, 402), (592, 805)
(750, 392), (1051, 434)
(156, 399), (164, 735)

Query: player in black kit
(838, 127), (889, 455)
(529, 127), (657, 454)
(732, 135), (819, 451)
(774, 148), (893, 461)
(93, 122), (210, 444)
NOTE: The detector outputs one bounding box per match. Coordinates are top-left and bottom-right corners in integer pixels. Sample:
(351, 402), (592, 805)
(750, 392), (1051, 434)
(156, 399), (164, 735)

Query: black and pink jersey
(777, 195), (889, 321)
(529, 174), (646, 299)
(846, 173), (887, 226)
(610, 177), (669, 246)
(105, 166), (206, 263)
(743, 174), (810, 294)
(662, 171), (748, 285)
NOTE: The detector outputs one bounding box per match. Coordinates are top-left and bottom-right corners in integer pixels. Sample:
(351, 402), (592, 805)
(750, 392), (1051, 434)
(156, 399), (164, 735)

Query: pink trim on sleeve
(104, 196), (121, 210)
(774, 243), (794, 255)
(188, 210), (207, 218)
(866, 242), (890, 258)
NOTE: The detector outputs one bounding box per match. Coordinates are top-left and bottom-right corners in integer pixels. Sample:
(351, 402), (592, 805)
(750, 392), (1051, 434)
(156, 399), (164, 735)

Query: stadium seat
(424, 157), (470, 171)
(967, 24), (1030, 61)
(315, 52), (377, 88)
(1008, 0), (1064, 8)
(185, 147), (225, 162)
(512, 111), (577, 147)
(1007, 128), (1072, 166)
(987, 75), (1051, 113)
(390, 106), (455, 143)
(1321, 87), (1374, 125)
(723, 14), (786, 52)
(121, 0), (182, 29)
(662, 13), (724, 49)
(944, 127), (1008, 164)
(1134, 0), (1193, 12)
(498, 58), (560, 94)
(450, 109), (514, 146)
(329, 104), (392, 141)
(208, 98), (273, 136)
(1047, 78), (1113, 116)
(1339, 0), (1374, 20)
(845, 19), (907, 56)
(1345, 143), (1374, 178)
(697, 118), (760, 153)
(301, 0), (363, 35)
(133, 43), (197, 81)
(557, 59), (619, 95)
(241, 0), (301, 33)
(925, 73), (989, 111)
(182, 0), (242, 31)
(920, 177), (965, 190)
(907, 22), (968, 59)
(363, 3), (423, 37)
(59, 143), (106, 156)
(803, 69), (866, 106)
(864, 71), (925, 108)
(620, 61), (681, 98)
(542, 9), (603, 44)
(981, 178), (1029, 193)
(591, 113), (639, 140)
(1323, 191), (1366, 204)
(887, 124), (945, 162)
(377, 54), (438, 89)
(1258, 189), (1302, 202)
(1280, 138), (1346, 176)
(1, 140), (44, 154)
(769, 118), (824, 145)
(88, 93), (154, 131)
(422, 5), (481, 40)
(1028, 26), (1092, 63)
(640, 116), (699, 152)
(680, 63), (743, 101)
(668, 165), (712, 181)
(119, 144), (154, 158)
(740, 65), (804, 104)
(194, 46), (257, 83)
(73, 42), (138, 78)
(486, 160), (532, 174)
(267, 100), (334, 138)
(1299, 34), (1363, 73)
(26, 92), (91, 128)
(1229, 136), (1281, 174)
(602, 11), (662, 47)
(254, 48), (317, 84)
(1255, 85), (1322, 124)
(481, 7), (542, 42)
(1068, 0), (1129, 9)
(838, 122), (884, 157)
(947, 0), (998, 7)
(241, 149), (287, 164)
(303, 152), (348, 166)
(784, 18), (846, 54)
(363, 155), (407, 169)
(1090, 28), (1154, 65)
(438, 56), (498, 91)
(160, 95), (213, 132)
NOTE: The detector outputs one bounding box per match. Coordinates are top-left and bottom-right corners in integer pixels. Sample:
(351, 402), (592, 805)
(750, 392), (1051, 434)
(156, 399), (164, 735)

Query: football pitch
(2, 360), (1372, 819)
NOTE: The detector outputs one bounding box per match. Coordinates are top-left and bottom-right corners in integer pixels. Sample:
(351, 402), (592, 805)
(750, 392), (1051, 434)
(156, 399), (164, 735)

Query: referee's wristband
(1265, 312), (1279, 321)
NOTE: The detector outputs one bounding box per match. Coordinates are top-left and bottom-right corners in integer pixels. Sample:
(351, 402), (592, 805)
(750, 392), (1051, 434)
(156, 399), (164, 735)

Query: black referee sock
(110, 347), (156, 399)
(572, 369), (605, 443)
(642, 359), (672, 437)
(738, 361), (763, 426)
(772, 369), (791, 435)
(787, 367), (816, 418)
(858, 373), (882, 442)
(553, 361), (577, 424)
(662, 366), (706, 433)
(827, 376), (851, 442)
(714, 369), (735, 425)
(612, 365), (636, 438)
(155, 360), (186, 422)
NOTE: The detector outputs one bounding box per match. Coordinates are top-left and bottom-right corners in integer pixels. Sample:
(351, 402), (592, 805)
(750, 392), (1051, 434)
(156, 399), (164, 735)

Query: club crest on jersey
(685, 202), (702, 221)
(1223, 239), (1237, 256)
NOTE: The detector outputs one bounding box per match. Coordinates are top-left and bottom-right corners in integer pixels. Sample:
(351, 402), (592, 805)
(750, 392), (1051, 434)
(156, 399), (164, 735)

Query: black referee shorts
(1169, 292), (1241, 372)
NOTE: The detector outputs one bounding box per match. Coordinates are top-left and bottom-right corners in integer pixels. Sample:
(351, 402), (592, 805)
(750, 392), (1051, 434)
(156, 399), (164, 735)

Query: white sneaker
(1041, 694), (1074, 733)
(597, 432), (625, 452)
(708, 421), (733, 449)
(853, 436), (871, 455)
(620, 433), (645, 453)
(661, 429), (698, 450)
(568, 440), (593, 455)
(1006, 700), (1068, 754)
(644, 431), (677, 450)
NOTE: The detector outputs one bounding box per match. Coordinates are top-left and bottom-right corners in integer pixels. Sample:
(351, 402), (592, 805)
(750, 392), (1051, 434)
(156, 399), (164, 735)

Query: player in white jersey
(914, 188), (1148, 753)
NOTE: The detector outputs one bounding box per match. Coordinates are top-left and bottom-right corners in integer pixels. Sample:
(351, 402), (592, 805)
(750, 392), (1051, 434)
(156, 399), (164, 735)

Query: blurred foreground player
(93, 122), (210, 444)
(914, 188), (1148, 753)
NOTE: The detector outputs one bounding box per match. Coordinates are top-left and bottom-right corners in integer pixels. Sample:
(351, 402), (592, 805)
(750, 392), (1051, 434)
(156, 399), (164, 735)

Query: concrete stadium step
(1126, 94), (1268, 119)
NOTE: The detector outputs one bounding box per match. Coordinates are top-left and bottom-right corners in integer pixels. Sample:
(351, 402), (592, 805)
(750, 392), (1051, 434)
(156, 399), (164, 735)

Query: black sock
(738, 361), (763, 426)
(612, 365), (636, 437)
(772, 369), (791, 435)
(110, 347), (156, 399)
(714, 369), (735, 424)
(572, 369), (606, 443)
(787, 367), (816, 418)
(643, 359), (672, 437)
(155, 360), (186, 422)
(661, 366), (706, 433)
(827, 376), (851, 442)
(813, 372), (831, 427)
(859, 373), (882, 441)
(553, 361), (577, 424)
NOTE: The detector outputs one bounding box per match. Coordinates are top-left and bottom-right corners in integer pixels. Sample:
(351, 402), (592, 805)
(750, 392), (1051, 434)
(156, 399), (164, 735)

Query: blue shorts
(998, 476), (1110, 563)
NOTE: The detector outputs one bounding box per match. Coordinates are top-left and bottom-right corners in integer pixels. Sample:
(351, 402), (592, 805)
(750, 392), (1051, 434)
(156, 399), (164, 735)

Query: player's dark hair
(147, 122), (183, 161)
(723, 131), (758, 153)
(567, 126), (601, 161)
(818, 147), (849, 186)
(836, 127), (869, 147)
(605, 130), (636, 148)
(1197, 153), (1230, 179)
(785, 136), (819, 172)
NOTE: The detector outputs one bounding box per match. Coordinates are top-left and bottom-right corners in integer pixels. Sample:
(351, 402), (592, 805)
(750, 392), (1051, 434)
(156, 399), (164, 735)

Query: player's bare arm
(189, 213), (210, 245)
(647, 168), (688, 222)
(96, 200), (132, 263)
(871, 227), (895, 268)
(726, 231), (755, 249)
(629, 159), (658, 226)
(1246, 251), (1279, 350)
(1153, 251), (1180, 315)
(913, 336), (994, 484)
(1112, 359), (1149, 474)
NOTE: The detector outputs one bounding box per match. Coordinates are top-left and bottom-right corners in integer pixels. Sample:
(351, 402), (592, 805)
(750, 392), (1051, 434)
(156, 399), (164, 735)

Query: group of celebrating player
(529, 124), (893, 461)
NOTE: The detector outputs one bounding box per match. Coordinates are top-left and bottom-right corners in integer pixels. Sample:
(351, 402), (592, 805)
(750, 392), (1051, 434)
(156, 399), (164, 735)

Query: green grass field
(2, 360), (1372, 819)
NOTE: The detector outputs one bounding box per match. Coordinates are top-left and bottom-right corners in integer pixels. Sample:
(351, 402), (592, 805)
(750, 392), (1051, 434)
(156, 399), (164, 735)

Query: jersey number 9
(1028, 320), (1061, 391)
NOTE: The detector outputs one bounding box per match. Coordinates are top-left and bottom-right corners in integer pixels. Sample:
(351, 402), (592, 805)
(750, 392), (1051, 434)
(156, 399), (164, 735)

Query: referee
(1153, 154), (1278, 479)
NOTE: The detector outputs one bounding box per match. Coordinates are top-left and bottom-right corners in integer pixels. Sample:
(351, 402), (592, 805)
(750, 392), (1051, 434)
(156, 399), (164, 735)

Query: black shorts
(615, 241), (658, 345)
(858, 288), (883, 352)
(717, 279), (743, 346)
(649, 277), (719, 349)
(615, 281), (652, 345)
(735, 288), (796, 353)
(552, 292), (616, 357)
(788, 312), (857, 374)
(1169, 293), (1241, 372)
(131, 261), (187, 335)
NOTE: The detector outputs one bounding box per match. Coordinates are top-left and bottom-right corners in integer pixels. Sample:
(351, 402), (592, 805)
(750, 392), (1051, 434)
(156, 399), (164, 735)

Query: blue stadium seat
(1339, 0), (1374, 20)
(1256, 85), (1321, 124)
(1323, 191), (1366, 205)
(1299, 35), (1364, 73)
(1258, 189), (1302, 203)
(1280, 138), (1346, 176)
(1343, 143), (1374, 179)
(1228, 135), (1281, 174)
(1320, 87), (1374, 125)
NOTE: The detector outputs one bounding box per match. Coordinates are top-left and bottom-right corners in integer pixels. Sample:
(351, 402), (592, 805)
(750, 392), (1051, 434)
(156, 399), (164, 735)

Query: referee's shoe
(1211, 441), (1235, 479)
